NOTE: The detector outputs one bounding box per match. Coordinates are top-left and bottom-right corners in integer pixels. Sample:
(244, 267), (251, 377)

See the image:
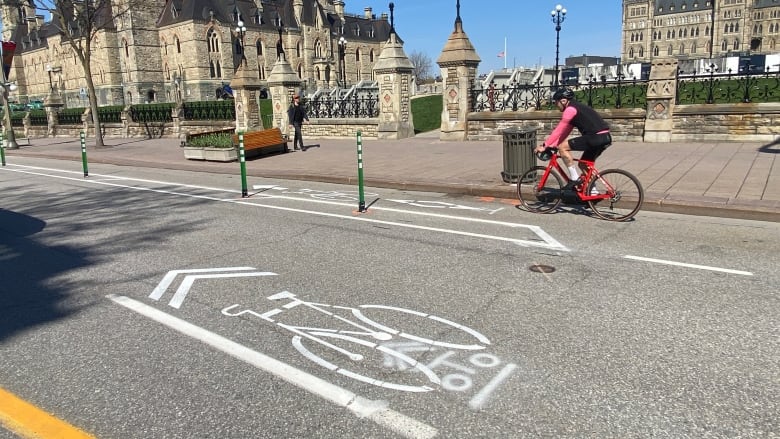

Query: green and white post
(356, 130), (366, 212)
(239, 132), (248, 197)
(0, 130), (5, 166)
(80, 130), (88, 177)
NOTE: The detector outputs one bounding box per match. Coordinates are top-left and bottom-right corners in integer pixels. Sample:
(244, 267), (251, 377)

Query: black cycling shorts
(569, 132), (612, 162)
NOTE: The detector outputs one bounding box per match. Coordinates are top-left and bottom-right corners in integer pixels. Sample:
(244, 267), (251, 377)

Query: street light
(235, 20), (247, 65)
(338, 36), (347, 88)
(0, 40), (17, 149)
(551, 4), (567, 89)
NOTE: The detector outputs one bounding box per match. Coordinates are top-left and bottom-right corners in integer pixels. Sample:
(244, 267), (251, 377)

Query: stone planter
(183, 146), (237, 162)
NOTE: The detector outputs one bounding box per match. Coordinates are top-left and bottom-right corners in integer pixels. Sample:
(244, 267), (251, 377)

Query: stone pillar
(230, 62), (264, 132)
(643, 58), (678, 142)
(436, 3), (480, 141)
(267, 45), (303, 136)
(43, 89), (64, 137)
(372, 32), (415, 140)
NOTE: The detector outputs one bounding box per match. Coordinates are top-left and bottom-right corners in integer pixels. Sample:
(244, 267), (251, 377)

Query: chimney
(380, 12), (388, 21)
(334, 1), (345, 18)
(364, 7), (372, 19)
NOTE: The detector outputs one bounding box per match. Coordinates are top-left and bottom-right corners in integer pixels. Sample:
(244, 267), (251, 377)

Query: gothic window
(668, 45), (673, 55)
(354, 25), (360, 36)
(671, 29), (676, 38)
(680, 43), (685, 54)
(254, 10), (262, 25)
(733, 39), (739, 49)
(355, 48), (360, 62)
(722, 40), (728, 50)
(233, 7), (242, 23)
(296, 41), (301, 57)
(208, 29), (219, 53)
(369, 27), (375, 38)
(256, 40), (263, 56)
(314, 40), (322, 58)
(705, 26), (710, 36)
(639, 46), (644, 57)
(210, 60), (216, 77)
(297, 63), (302, 77)
(259, 65), (266, 80)
(316, 66), (321, 80)
(640, 32), (643, 41)
(162, 38), (168, 55)
(630, 48), (634, 58)
(175, 36), (181, 53)
(736, 23), (740, 32)
(691, 41), (697, 53)
(274, 14), (283, 27)
(369, 49), (375, 62)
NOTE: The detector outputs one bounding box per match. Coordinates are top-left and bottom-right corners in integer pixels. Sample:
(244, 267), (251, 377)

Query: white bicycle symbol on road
(221, 291), (491, 392)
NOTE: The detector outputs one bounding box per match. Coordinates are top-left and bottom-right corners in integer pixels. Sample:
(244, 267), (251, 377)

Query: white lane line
(468, 363), (518, 411)
(624, 255), (753, 276)
(107, 295), (438, 439)
(2, 165), (569, 251)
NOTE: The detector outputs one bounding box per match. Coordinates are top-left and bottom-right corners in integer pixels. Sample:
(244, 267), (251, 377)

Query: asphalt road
(1, 158), (778, 438)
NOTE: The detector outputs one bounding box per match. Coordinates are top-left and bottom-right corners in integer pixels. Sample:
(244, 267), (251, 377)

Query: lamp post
(0, 40), (17, 149)
(45, 63), (54, 92)
(235, 20), (247, 65)
(550, 4), (567, 89)
(338, 36), (347, 88)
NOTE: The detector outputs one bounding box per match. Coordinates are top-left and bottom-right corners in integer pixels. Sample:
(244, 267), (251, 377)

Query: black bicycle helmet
(552, 88), (575, 101)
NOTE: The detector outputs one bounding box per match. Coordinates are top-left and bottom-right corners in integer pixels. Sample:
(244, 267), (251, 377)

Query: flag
(1, 41), (16, 79)
(497, 51), (505, 58)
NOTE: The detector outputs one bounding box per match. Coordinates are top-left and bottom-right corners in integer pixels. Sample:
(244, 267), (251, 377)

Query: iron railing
(675, 66), (780, 104)
(182, 100), (235, 121)
(28, 110), (47, 126)
(470, 75), (648, 112)
(306, 93), (379, 118)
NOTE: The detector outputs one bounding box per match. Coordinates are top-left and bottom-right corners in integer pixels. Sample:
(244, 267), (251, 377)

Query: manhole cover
(529, 264), (556, 273)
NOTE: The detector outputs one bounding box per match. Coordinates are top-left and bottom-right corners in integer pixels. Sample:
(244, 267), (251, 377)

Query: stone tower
(436, 0), (480, 141)
(112, 0), (164, 105)
(372, 3), (414, 140)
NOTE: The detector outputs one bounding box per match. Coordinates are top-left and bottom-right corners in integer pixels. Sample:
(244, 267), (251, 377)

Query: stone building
(1, 0), (392, 107)
(623, 0), (780, 64)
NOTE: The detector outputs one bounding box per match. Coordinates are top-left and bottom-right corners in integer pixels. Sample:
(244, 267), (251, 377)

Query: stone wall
(466, 103), (780, 143)
(301, 119), (379, 138)
(466, 108), (647, 142)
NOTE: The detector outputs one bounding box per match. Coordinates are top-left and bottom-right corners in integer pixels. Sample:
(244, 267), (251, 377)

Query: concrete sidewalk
(3, 133), (779, 221)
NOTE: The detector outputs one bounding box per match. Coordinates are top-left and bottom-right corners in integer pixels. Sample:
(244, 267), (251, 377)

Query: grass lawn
(411, 95), (442, 133)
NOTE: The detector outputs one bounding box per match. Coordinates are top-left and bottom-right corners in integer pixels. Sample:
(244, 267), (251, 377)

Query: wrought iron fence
(28, 110), (47, 126)
(129, 103), (174, 123)
(58, 107), (85, 124)
(98, 105), (123, 123)
(306, 93), (379, 118)
(470, 75), (648, 112)
(675, 66), (780, 104)
(182, 100), (235, 121)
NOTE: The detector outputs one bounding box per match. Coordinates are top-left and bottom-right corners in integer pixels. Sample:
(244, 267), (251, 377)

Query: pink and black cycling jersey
(543, 101), (610, 147)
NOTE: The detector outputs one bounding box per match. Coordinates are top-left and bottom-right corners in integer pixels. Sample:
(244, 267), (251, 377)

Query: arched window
(653, 45), (660, 56)
(297, 63), (302, 77)
(722, 40), (727, 50)
(629, 48), (634, 58)
(691, 41), (697, 53)
(316, 66), (321, 80)
(668, 45), (673, 55)
(355, 48), (360, 62)
(679, 43), (685, 54)
(208, 28), (219, 53)
(175, 36), (181, 53)
(733, 39), (739, 50)
(369, 49), (375, 62)
(296, 42), (301, 57)
(256, 40), (263, 55)
(314, 40), (322, 58)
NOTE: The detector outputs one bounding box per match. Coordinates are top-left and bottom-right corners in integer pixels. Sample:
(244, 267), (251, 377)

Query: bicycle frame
(537, 150), (614, 202)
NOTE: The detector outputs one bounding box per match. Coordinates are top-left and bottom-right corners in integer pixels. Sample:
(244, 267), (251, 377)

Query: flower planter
(183, 146), (237, 162)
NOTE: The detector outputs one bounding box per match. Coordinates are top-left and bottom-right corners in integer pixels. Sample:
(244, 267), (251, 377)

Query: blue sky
(355, 0), (623, 73)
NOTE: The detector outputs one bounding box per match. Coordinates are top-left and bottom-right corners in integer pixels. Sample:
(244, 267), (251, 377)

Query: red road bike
(516, 147), (644, 221)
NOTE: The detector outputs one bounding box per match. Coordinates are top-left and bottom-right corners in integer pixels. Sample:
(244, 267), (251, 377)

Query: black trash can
(501, 127), (537, 183)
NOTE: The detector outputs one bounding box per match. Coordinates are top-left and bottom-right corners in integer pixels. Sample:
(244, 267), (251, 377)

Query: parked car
(8, 102), (27, 112)
(27, 100), (44, 110)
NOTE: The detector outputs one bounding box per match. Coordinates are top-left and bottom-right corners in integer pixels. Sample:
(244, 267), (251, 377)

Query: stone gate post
(267, 31), (303, 136)
(644, 58), (679, 142)
(436, 2), (480, 141)
(230, 61), (263, 133)
(372, 31), (415, 140)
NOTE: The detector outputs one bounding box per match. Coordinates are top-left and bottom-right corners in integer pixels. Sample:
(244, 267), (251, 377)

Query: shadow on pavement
(758, 138), (780, 154)
(0, 183), (212, 343)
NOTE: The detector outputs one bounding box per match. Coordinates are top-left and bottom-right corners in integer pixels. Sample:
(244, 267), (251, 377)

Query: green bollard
(0, 130), (5, 166)
(356, 130), (366, 212)
(80, 131), (88, 177)
(239, 132), (248, 197)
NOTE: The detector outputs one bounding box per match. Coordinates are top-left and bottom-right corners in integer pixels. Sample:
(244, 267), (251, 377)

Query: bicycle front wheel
(587, 169), (644, 221)
(517, 166), (563, 213)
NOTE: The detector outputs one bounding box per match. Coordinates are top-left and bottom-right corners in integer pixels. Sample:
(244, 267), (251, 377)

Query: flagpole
(504, 37), (507, 69)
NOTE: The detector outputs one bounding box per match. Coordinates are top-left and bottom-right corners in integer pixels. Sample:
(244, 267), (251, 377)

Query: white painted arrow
(149, 267), (277, 309)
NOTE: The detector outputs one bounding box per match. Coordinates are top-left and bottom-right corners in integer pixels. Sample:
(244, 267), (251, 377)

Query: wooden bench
(231, 127), (289, 159)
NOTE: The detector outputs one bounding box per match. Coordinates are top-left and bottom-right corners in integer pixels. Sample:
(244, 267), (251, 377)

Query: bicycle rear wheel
(517, 166), (563, 213)
(587, 169), (644, 221)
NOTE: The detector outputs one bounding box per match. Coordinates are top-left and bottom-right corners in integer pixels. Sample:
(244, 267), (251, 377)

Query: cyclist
(534, 88), (612, 189)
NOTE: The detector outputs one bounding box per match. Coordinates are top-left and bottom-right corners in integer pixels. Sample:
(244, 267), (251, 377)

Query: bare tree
(408, 50), (433, 83)
(18, 0), (136, 147)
